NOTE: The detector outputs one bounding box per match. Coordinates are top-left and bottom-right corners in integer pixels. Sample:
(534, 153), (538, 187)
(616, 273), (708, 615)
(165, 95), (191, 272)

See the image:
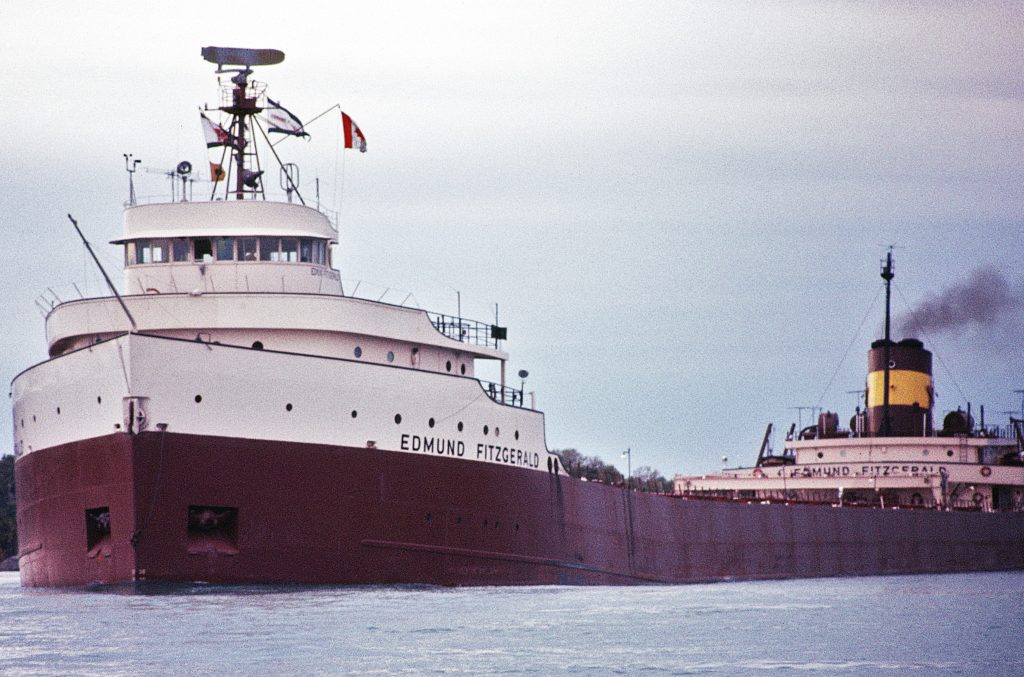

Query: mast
(229, 69), (253, 200)
(880, 249), (894, 436)
(200, 46), (284, 200)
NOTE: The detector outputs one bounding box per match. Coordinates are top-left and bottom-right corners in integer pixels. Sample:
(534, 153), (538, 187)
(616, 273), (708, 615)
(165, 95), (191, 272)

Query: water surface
(1, 571), (1022, 675)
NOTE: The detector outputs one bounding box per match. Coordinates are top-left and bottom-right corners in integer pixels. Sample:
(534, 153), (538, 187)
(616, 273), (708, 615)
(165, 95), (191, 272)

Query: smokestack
(865, 338), (933, 437)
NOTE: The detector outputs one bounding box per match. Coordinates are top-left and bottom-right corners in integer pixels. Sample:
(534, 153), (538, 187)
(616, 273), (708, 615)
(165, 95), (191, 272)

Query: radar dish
(201, 46), (285, 67)
(176, 161), (193, 176)
(518, 370), (529, 379)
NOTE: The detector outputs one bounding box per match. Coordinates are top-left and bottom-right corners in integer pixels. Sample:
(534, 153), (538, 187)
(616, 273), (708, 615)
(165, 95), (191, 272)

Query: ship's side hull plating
(17, 431), (1024, 587)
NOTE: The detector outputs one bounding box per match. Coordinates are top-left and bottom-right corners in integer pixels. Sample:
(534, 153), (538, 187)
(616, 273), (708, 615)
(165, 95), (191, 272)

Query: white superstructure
(13, 46), (559, 477)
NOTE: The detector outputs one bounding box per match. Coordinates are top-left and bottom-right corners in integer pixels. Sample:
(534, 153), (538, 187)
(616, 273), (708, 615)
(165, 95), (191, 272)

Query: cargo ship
(13, 48), (1024, 586)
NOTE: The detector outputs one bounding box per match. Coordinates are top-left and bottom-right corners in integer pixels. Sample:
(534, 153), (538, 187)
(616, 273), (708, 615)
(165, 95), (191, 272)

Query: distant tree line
(0, 455), (15, 560)
(553, 449), (674, 493)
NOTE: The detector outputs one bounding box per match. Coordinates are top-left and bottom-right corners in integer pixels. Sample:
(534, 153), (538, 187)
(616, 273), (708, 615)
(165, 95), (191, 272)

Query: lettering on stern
(782, 464), (949, 478)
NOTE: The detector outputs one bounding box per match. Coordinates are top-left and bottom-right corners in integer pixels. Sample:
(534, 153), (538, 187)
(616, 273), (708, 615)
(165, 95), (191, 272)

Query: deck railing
(428, 313), (504, 349)
(479, 379), (527, 408)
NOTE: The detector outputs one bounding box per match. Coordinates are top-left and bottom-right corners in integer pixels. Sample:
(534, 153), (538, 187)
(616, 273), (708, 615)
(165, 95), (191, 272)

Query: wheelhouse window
(149, 240), (167, 263)
(259, 237), (279, 262)
(194, 238), (213, 263)
(311, 240), (327, 265)
(280, 238), (298, 262)
(125, 236), (332, 266)
(239, 237), (257, 261)
(129, 239), (168, 265)
(215, 238), (235, 261)
(172, 239), (190, 262)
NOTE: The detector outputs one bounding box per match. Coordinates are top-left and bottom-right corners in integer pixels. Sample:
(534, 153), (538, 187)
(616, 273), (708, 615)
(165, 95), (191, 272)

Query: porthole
(387, 351), (395, 363)
(97, 396), (102, 404)
(483, 425), (489, 435)
(394, 414), (402, 424)
(946, 449), (954, 457)
(922, 449), (929, 457)
(457, 421), (464, 432)
(428, 418), (435, 428)
(286, 403), (293, 412)
(515, 430), (520, 440)
(351, 410), (358, 418)
(495, 427), (500, 437)
(32, 415), (36, 423)
(445, 360), (452, 372)
(194, 395), (202, 403)
(816, 452), (823, 459)
(354, 346), (363, 358)
(252, 341), (264, 350)
(460, 364), (466, 375)
(20, 419), (24, 428)
(56, 407), (61, 415)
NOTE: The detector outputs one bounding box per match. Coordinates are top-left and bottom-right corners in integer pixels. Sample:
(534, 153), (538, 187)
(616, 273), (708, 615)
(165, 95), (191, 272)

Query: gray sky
(2, 1), (1022, 475)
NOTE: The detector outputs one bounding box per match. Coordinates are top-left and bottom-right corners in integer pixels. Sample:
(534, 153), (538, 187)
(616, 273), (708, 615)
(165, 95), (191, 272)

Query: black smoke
(899, 268), (1022, 336)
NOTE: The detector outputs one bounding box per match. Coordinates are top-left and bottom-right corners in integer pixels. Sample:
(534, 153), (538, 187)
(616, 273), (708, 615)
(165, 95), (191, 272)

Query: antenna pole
(124, 154), (141, 206)
(880, 248), (895, 436)
(67, 215), (137, 331)
(232, 73), (250, 200)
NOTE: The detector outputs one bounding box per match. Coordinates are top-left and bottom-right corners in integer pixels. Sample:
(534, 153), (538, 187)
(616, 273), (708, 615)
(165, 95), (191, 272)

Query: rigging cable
(813, 284), (883, 411)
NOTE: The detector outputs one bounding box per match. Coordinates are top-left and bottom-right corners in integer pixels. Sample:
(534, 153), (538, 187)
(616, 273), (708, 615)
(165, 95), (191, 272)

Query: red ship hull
(16, 431), (1024, 587)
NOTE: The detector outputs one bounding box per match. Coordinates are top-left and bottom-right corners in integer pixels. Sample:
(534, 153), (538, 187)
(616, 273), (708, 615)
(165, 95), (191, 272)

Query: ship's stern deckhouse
(115, 200), (342, 296)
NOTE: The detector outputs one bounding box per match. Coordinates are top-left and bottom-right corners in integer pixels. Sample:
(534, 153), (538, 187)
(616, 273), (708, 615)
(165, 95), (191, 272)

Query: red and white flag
(200, 112), (238, 148)
(341, 112), (367, 153)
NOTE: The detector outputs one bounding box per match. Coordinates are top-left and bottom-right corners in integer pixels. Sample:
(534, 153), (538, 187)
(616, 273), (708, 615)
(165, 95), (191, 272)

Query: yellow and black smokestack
(864, 250), (934, 436)
(865, 338), (933, 436)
